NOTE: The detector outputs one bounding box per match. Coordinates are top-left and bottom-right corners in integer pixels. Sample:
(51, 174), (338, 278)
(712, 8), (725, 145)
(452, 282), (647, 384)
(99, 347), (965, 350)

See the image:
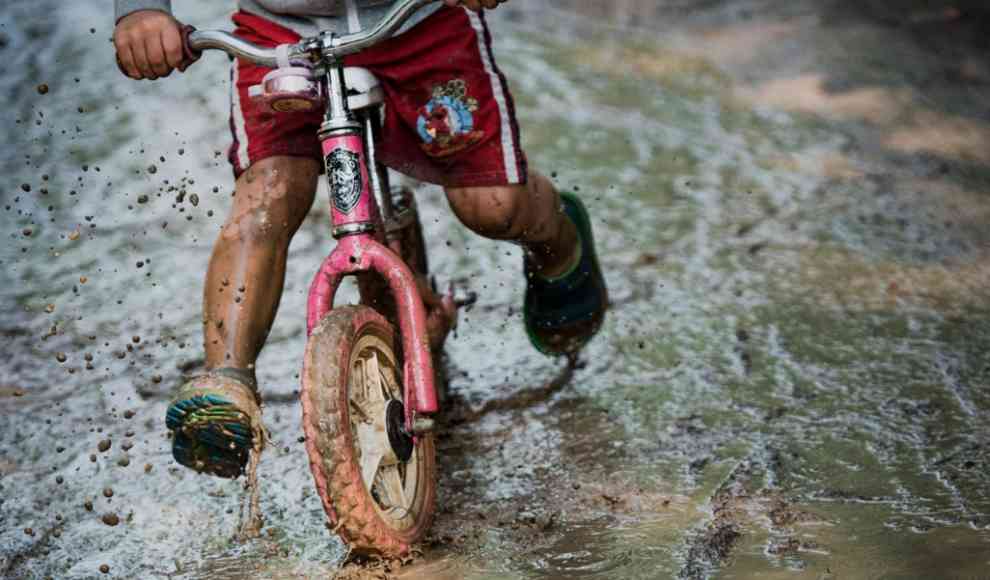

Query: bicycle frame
(305, 61), (439, 427)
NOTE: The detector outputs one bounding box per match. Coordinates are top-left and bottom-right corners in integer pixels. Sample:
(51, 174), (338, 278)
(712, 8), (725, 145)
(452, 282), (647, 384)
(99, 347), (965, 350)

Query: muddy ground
(2, 0), (990, 578)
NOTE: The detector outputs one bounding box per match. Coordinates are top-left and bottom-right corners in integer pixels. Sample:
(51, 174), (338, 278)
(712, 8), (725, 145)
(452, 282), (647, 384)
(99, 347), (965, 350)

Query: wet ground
(2, 0), (990, 578)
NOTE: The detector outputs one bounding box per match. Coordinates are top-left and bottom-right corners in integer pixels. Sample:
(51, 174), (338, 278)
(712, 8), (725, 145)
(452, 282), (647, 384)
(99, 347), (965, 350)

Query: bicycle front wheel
(301, 306), (436, 556)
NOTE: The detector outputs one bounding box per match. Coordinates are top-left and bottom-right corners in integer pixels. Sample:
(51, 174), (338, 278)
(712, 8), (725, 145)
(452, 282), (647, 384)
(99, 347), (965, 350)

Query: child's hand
(113, 10), (186, 80)
(443, 0), (507, 11)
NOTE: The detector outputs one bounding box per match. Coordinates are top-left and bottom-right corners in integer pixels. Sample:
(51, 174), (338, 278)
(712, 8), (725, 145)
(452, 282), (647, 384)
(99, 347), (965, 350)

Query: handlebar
(186, 0), (437, 67)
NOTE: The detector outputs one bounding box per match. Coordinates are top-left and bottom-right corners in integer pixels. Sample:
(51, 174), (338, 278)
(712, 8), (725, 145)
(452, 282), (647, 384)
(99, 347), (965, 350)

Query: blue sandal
(165, 368), (266, 478)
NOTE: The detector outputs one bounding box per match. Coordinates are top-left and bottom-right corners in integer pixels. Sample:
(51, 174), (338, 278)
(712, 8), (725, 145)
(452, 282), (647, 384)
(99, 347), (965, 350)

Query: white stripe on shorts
(466, 10), (520, 184)
(230, 61), (251, 170)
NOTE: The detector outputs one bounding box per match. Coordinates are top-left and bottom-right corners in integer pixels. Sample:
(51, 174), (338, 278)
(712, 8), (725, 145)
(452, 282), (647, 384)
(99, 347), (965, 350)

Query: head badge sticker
(326, 148), (363, 214)
(417, 79), (486, 158)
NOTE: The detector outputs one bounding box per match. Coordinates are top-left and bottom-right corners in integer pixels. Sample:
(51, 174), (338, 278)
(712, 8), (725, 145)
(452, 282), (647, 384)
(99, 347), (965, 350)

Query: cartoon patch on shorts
(417, 79), (485, 158)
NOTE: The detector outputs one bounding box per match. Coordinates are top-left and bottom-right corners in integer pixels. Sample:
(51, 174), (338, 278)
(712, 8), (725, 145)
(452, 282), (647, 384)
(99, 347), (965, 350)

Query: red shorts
(228, 6), (528, 187)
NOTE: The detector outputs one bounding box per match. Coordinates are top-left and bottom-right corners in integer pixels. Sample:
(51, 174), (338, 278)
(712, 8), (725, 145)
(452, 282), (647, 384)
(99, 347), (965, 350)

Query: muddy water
(2, 0), (990, 578)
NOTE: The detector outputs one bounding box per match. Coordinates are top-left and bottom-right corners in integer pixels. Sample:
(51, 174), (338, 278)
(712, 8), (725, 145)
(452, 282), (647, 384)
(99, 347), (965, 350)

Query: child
(113, 0), (608, 478)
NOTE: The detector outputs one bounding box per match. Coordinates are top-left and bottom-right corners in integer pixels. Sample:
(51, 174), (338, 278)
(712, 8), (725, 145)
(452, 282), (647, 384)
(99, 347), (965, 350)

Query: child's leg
(339, 6), (608, 355)
(446, 171), (608, 355)
(202, 156), (320, 374)
(165, 156), (318, 478)
(167, 13), (326, 478)
(445, 171), (577, 277)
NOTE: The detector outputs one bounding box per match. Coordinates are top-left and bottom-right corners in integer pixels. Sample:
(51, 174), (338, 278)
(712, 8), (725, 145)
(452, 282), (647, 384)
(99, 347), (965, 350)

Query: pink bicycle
(186, 0), (464, 555)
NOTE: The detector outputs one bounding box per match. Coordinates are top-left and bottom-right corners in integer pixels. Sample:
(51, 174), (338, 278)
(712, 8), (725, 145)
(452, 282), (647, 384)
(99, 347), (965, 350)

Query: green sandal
(524, 192), (609, 356)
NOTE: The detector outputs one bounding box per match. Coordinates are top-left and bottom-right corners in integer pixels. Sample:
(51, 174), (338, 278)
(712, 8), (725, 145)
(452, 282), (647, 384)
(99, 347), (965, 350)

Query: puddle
(2, 0), (990, 578)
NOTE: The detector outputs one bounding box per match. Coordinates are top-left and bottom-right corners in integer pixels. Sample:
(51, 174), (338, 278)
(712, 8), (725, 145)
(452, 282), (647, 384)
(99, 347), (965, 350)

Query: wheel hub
(385, 400), (413, 462)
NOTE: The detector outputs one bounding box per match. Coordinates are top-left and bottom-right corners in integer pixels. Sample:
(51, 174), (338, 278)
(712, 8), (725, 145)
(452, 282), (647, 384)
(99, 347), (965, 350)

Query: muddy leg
(203, 156), (320, 375)
(445, 171), (578, 277)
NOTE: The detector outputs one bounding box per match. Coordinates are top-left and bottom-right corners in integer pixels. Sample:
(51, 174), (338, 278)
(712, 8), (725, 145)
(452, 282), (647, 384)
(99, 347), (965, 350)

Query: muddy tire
(301, 306), (436, 556)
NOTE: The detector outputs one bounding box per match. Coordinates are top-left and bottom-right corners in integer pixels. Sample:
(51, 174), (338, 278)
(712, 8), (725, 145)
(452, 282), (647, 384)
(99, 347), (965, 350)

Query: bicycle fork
(305, 62), (439, 431)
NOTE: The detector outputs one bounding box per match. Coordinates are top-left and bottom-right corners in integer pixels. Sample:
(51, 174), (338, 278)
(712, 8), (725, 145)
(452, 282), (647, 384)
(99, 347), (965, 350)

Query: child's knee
(445, 184), (530, 240)
(222, 157), (319, 243)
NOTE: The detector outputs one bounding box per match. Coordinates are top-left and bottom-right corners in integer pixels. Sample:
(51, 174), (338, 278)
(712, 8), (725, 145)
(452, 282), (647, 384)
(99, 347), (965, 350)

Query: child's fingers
(130, 40), (156, 80)
(112, 28), (141, 79)
(162, 26), (185, 72)
(116, 43), (141, 79)
(145, 34), (171, 78)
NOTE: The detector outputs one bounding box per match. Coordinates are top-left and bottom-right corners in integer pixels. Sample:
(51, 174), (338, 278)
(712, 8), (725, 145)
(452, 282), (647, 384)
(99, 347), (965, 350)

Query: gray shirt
(115, 0), (442, 37)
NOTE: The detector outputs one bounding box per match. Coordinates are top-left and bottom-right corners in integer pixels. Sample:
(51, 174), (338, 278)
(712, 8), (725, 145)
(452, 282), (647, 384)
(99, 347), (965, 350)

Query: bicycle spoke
(380, 465), (408, 509)
(380, 363), (399, 401)
(366, 350), (387, 402)
(349, 398), (370, 423)
(349, 359), (372, 421)
(357, 422), (386, 489)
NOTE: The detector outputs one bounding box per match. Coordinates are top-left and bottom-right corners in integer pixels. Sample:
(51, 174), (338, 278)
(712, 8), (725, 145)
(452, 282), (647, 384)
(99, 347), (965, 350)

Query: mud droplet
(44, 303), (55, 314)
(123, 410), (135, 419)
(137, 194), (149, 204)
(99, 564), (110, 574)
(55, 352), (67, 363)
(117, 457), (130, 467)
(24, 527), (34, 536)
(190, 193), (199, 207)
(68, 229), (81, 241)
(21, 183), (31, 192)
(22, 227), (33, 237)
(103, 487), (114, 498)
(101, 513), (119, 526)
(55, 475), (64, 484)
(144, 463), (153, 473)
(97, 439), (111, 452)
(151, 375), (162, 384)
(84, 500), (93, 511)
(147, 165), (157, 174)
(36, 83), (49, 95)
(79, 276), (88, 284)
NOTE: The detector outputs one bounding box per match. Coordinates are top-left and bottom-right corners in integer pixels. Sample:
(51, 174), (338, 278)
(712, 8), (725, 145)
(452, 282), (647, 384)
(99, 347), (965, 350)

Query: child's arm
(113, 0), (185, 80)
